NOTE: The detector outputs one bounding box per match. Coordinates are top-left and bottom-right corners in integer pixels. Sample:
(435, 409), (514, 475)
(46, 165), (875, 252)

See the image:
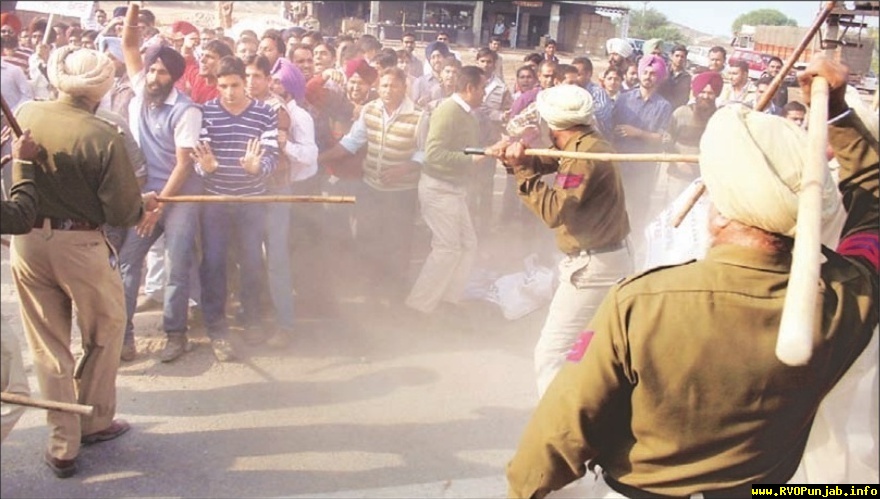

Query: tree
(732, 9), (797, 35)
(619, 7), (689, 45)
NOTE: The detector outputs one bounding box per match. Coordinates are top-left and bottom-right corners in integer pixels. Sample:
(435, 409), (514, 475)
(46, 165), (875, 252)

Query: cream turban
(700, 105), (843, 238)
(643, 38), (663, 54)
(606, 38), (633, 58)
(535, 85), (595, 131)
(47, 46), (116, 102)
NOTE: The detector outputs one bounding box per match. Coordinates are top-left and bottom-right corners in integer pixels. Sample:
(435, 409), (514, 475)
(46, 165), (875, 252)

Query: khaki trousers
(11, 224), (124, 460)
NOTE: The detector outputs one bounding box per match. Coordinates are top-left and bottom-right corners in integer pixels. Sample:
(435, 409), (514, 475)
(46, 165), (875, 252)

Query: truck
(731, 24), (876, 83)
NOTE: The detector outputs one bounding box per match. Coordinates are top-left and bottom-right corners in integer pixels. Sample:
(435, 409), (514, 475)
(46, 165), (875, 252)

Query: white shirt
(0, 60), (33, 111)
(283, 98), (319, 182)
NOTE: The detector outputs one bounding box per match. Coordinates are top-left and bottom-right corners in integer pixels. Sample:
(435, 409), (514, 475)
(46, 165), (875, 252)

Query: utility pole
(640, 1), (649, 35)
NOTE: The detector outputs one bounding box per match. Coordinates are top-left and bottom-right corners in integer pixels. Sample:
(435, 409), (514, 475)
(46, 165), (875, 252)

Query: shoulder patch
(617, 260), (696, 288)
(566, 330), (595, 363)
(555, 173), (585, 189)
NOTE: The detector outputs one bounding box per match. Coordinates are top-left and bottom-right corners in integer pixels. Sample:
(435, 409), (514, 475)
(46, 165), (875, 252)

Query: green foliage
(623, 7), (689, 45)
(731, 9), (797, 35)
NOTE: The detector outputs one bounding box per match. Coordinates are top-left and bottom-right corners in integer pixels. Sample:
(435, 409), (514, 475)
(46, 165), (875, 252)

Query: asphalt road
(0, 204), (560, 498)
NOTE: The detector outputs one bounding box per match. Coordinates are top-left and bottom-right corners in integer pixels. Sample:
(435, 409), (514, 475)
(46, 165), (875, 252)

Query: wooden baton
(671, 0), (838, 228)
(775, 76), (829, 366)
(156, 195), (355, 204)
(1, 392), (95, 416)
(0, 95), (23, 138)
(463, 147), (699, 163)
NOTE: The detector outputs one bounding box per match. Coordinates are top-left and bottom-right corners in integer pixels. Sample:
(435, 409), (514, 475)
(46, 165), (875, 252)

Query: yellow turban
(48, 46), (116, 103)
(699, 105), (842, 238)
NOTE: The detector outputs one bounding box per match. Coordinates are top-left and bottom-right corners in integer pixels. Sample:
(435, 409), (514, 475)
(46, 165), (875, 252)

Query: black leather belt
(603, 472), (753, 499)
(568, 241), (625, 257)
(33, 217), (100, 231)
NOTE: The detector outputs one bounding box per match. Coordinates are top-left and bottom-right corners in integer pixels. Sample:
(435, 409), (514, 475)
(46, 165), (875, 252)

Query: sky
(620, 1), (829, 37)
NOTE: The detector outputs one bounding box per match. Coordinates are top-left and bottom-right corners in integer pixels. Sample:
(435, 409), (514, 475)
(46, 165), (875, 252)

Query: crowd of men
(0, 3), (877, 494)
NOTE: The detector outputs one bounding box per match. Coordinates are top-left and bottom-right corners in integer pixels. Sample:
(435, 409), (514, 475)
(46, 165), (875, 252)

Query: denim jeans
(265, 183), (294, 331)
(118, 202), (200, 344)
(200, 202), (267, 336)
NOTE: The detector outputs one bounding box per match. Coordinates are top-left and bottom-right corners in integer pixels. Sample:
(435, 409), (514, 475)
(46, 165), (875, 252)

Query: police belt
(603, 472), (753, 499)
(567, 240), (625, 257)
(33, 216), (100, 231)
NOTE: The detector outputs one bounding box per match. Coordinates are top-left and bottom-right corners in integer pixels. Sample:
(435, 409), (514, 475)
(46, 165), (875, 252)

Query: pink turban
(691, 71), (723, 95)
(638, 54), (667, 83)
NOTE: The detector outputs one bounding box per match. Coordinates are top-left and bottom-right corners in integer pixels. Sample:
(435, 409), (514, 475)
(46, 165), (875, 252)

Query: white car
(687, 46), (711, 71)
(857, 71), (877, 94)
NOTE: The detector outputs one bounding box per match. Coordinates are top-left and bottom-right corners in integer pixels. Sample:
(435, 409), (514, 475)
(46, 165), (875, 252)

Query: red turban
(171, 20), (198, 37)
(691, 71), (724, 96)
(0, 13), (22, 34)
(344, 57), (378, 85)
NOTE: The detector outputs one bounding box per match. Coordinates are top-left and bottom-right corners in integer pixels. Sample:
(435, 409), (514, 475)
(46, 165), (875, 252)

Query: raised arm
(121, 4), (144, 79)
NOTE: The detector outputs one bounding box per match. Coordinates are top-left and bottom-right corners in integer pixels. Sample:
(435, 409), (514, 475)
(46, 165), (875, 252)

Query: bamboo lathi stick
(1, 392), (95, 416)
(463, 147), (698, 163)
(157, 195), (355, 204)
(523, 149), (699, 163)
(775, 76), (829, 366)
(671, 0), (838, 228)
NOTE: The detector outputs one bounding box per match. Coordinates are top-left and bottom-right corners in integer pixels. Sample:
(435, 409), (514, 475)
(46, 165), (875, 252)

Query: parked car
(727, 48), (772, 80)
(855, 70), (877, 94)
(687, 45), (712, 71)
(626, 38), (645, 59)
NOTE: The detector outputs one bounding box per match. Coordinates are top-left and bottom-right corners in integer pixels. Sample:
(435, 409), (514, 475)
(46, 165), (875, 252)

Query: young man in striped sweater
(192, 56), (278, 362)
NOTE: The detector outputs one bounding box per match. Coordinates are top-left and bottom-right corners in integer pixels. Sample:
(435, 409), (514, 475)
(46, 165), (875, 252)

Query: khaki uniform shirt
(507, 112), (879, 497)
(515, 129), (630, 255)
(15, 96), (144, 227)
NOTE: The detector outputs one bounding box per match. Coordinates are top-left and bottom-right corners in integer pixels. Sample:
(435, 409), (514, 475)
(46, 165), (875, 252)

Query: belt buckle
(59, 218), (75, 230)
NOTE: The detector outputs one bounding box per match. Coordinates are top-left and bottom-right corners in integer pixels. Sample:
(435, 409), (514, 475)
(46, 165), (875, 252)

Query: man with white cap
(506, 55), (878, 498)
(12, 45), (154, 478)
(605, 37), (634, 76)
(494, 84), (632, 397)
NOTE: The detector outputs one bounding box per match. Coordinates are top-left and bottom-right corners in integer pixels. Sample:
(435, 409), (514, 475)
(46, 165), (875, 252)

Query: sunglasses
(0, 29), (14, 35)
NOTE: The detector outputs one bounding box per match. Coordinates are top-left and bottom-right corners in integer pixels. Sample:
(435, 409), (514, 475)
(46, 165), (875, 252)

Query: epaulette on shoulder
(616, 259), (697, 288)
(93, 114), (126, 137)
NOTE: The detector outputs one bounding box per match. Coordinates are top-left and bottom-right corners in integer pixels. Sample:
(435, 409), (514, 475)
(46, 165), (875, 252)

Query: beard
(694, 99), (716, 119)
(145, 80), (173, 103)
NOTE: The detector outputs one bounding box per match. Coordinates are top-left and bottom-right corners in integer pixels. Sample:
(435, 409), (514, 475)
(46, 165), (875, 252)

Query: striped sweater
(197, 98), (279, 196)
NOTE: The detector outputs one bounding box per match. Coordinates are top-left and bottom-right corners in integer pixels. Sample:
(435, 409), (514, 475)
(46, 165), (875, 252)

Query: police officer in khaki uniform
(506, 56), (878, 497)
(494, 84), (632, 397)
(11, 46), (154, 478)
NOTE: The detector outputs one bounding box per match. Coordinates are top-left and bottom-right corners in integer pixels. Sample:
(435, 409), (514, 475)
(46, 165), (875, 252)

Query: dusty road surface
(0, 218), (561, 498)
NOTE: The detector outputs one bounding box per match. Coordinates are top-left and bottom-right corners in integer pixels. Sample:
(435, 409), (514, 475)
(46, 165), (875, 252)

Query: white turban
(845, 85), (879, 142)
(535, 85), (595, 131)
(700, 105), (843, 239)
(48, 46), (116, 102)
(606, 38), (633, 58)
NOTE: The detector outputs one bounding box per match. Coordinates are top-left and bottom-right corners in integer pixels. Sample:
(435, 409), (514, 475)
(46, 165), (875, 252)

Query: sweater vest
(138, 90), (202, 194)
(362, 102), (422, 191)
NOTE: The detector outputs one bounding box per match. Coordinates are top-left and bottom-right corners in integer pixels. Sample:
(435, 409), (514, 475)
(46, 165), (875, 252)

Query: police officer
(494, 84), (632, 397)
(506, 55), (878, 498)
(11, 46), (154, 478)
